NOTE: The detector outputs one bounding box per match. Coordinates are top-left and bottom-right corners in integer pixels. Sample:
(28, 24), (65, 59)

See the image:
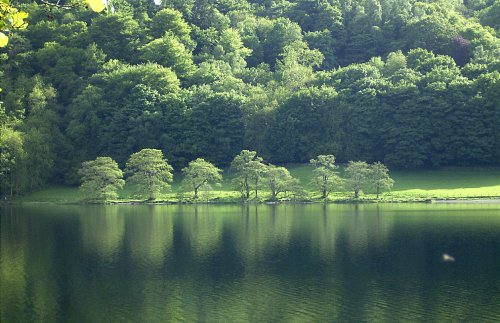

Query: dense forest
(1, 0), (499, 196)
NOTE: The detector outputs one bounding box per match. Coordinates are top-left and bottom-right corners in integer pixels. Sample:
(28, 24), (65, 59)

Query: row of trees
(79, 149), (222, 201)
(79, 149), (394, 202)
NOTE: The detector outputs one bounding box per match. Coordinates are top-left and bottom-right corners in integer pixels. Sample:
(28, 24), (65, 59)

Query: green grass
(15, 166), (500, 204)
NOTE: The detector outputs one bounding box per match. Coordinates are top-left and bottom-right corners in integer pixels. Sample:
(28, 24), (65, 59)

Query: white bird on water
(443, 253), (455, 262)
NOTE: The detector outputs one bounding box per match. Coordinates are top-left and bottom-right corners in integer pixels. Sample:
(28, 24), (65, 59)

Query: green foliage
(310, 155), (343, 199)
(266, 86), (338, 163)
(183, 89), (245, 165)
(0, 123), (24, 197)
(230, 150), (267, 199)
(0, 0), (28, 47)
(139, 32), (195, 79)
(125, 149), (174, 200)
(345, 161), (371, 198)
(150, 8), (194, 48)
(78, 156), (125, 201)
(88, 14), (141, 61)
(264, 164), (301, 201)
(369, 162), (394, 198)
(17, 166), (500, 204)
(182, 158), (222, 199)
(1, 0), (499, 193)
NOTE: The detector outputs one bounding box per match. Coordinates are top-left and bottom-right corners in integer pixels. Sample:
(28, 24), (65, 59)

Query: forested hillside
(1, 0), (499, 195)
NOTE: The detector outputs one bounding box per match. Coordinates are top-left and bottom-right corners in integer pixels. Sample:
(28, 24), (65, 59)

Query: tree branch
(38, 0), (80, 9)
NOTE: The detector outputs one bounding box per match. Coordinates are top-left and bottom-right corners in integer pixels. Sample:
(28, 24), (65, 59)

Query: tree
(310, 155), (343, 199)
(230, 150), (266, 199)
(125, 149), (173, 200)
(0, 124), (24, 197)
(88, 13), (141, 62)
(247, 159), (268, 199)
(266, 86), (338, 163)
(183, 90), (245, 165)
(369, 162), (394, 198)
(264, 164), (300, 201)
(65, 62), (181, 168)
(139, 33), (196, 79)
(78, 157), (124, 201)
(150, 8), (193, 46)
(344, 161), (370, 198)
(182, 158), (222, 199)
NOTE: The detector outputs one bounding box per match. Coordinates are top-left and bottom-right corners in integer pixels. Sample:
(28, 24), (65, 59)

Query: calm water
(1, 204), (500, 322)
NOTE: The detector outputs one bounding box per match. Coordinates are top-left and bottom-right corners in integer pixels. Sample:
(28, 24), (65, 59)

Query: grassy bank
(14, 166), (500, 204)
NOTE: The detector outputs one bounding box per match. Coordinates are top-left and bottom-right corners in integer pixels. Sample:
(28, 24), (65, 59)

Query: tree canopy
(125, 149), (174, 200)
(182, 158), (222, 199)
(310, 155), (343, 199)
(78, 156), (125, 201)
(231, 150), (267, 199)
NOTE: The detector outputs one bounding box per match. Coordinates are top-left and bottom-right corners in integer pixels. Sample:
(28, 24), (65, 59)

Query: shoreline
(4, 197), (500, 206)
(430, 199), (500, 204)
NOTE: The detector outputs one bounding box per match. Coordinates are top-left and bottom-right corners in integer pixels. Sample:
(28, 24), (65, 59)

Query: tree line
(80, 149), (394, 202)
(1, 0), (499, 198)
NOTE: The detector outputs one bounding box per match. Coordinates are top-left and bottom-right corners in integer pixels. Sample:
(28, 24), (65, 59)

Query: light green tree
(264, 165), (301, 201)
(125, 149), (173, 200)
(345, 161), (371, 198)
(182, 158), (222, 199)
(0, 124), (24, 197)
(139, 32), (196, 78)
(230, 150), (266, 199)
(150, 7), (193, 45)
(370, 162), (394, 198)
(248, 159), (268, 198)
(310, 154), (343, 199)
(78, 157), (125, 201)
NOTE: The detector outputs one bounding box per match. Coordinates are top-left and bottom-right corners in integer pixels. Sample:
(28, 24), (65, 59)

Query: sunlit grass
(16, 167), (500, 203)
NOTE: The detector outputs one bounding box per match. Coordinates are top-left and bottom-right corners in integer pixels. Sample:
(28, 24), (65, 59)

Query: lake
(1, 204), (500, 322)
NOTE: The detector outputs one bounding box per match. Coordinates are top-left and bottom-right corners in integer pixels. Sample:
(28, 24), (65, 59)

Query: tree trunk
(10, 172), (13, 197)
(271, 183), (277, 201)
(354, 190), (359, 198)
(254, 179), (258, 198)
(245, 178), (250, 199)
(376, 186), (380, 199)
(322, 175), (327, 199)
(194, 187), (198, 199)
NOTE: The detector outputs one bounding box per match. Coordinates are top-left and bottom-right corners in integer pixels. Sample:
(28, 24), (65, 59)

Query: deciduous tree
(264, 164), (300, 201)
(78, 156), (124, 201)
(230, 150), (266, 199)
(0, 124), (24, 197)
(369, 162), (394, 198)
(345, 161), (370, 198)
(310, 154), (343, 199)
(182, 158), (222, 199)
(125, 149), (173, 200)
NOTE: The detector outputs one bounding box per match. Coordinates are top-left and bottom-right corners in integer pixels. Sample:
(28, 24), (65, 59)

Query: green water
(1, 204), (500, 322)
